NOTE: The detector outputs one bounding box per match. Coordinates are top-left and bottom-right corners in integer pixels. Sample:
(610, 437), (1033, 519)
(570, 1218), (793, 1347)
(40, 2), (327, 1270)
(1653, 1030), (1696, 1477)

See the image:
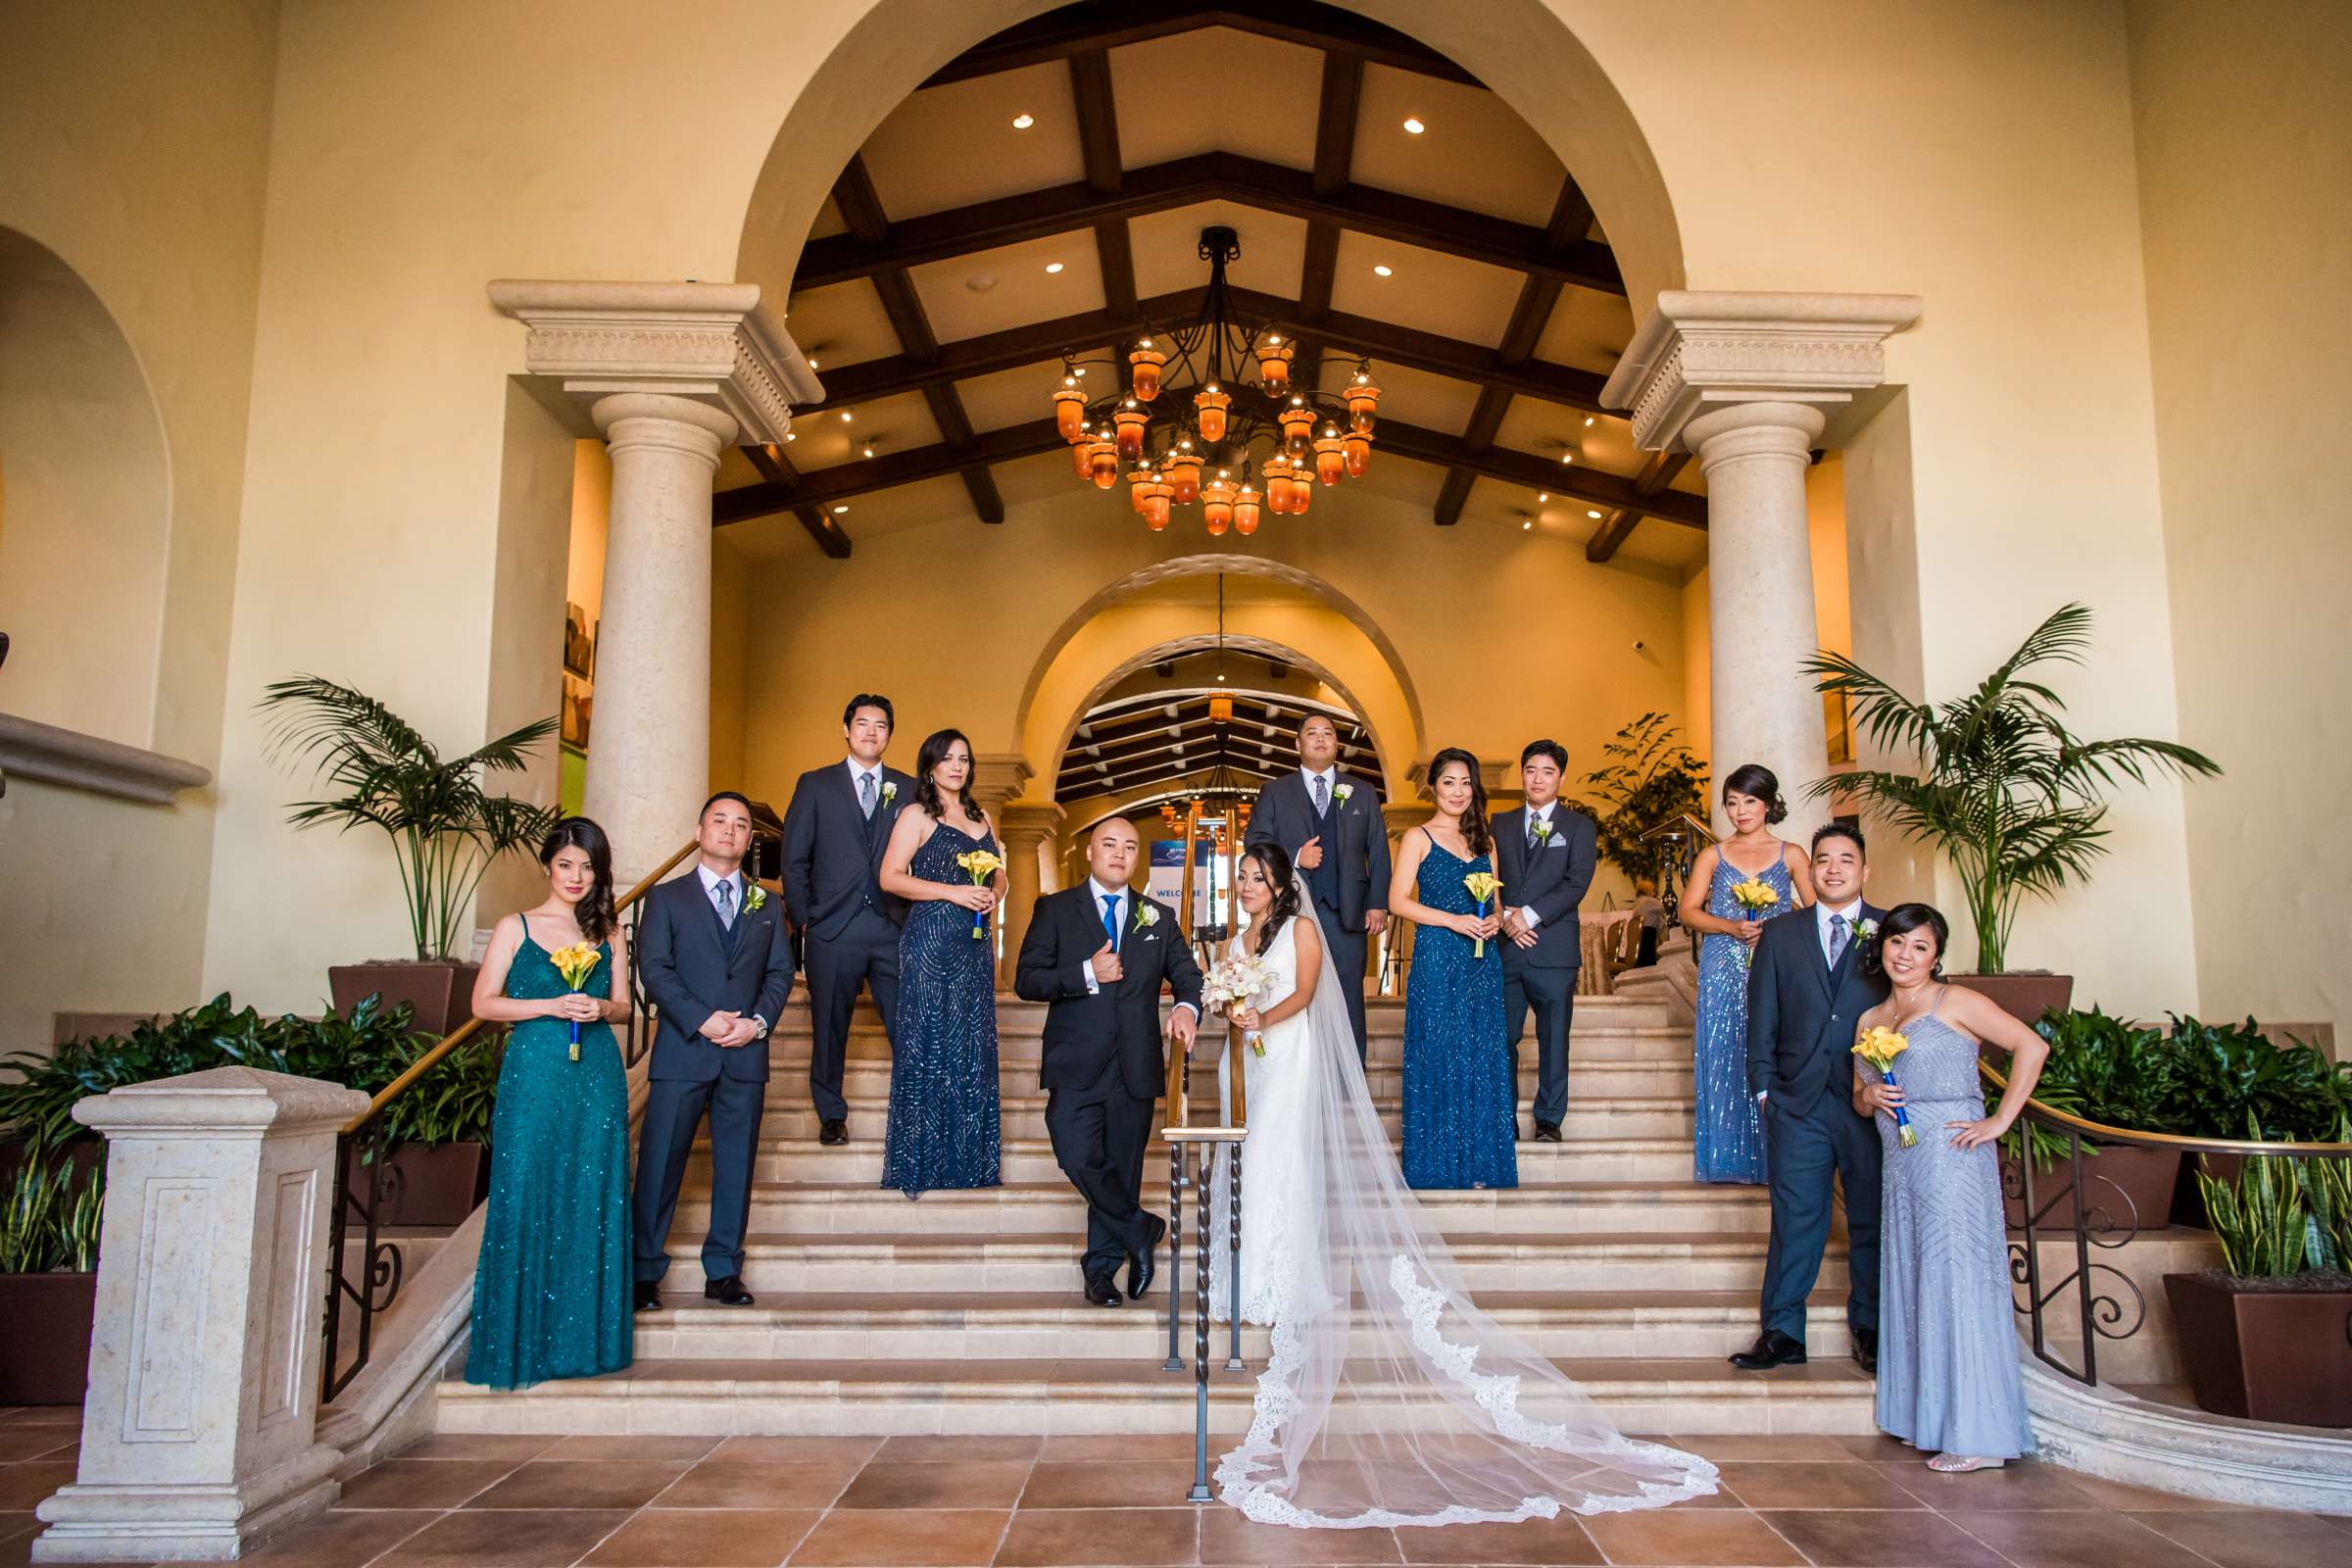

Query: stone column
(489, 280), (822, 885)
(1601, 291), (1923, 836)
(995, 804), (1063, 989)
(34, 1067), (371, 1564)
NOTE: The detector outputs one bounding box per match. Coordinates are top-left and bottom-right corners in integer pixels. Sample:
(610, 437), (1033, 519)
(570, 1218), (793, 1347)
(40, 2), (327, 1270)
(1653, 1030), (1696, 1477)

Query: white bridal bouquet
(1203, 952), (1277, 1056)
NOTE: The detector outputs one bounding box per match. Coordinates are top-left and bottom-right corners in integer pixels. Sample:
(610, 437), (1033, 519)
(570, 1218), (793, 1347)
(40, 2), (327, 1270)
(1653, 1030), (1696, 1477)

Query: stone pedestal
(1601, 291), (1922, 836)
(995, 804), (1063, 989)
(33, 1067), (371, 1563)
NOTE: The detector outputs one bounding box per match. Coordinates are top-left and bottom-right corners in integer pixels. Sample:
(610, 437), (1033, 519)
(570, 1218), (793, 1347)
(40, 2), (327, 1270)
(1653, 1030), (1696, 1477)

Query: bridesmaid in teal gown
(466, 816), (634, 1389)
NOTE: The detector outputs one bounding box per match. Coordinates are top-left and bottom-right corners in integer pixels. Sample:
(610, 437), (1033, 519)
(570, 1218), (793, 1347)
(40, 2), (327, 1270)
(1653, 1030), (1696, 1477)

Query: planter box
(2005, 1142), (2181, 1234)
(0, 1270), (97, 1404)
(2164, 1271), (2352, 1428)
(1951, 971), (2074, 1028)
(342, 1140), (489, 1229)
(330, 959), (479, 1038)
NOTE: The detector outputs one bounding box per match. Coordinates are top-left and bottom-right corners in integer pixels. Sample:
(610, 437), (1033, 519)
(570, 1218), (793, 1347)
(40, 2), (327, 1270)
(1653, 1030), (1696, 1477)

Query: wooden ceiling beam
(923, 1), (1478, 88)
(832, 155), (1004, 523)
(1068, 50), (1139, 318)
(792, 151), (1622, 296)
(741, 439), (851, 559)
(1292, 52), (1361, 395)
(1376, 419), (1708, 529)
(1586, 450), (1693, 564)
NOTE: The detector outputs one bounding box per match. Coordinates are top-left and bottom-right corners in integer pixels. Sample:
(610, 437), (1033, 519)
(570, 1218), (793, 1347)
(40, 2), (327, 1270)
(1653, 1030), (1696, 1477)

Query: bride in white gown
(1205, 843), (1719, 1531)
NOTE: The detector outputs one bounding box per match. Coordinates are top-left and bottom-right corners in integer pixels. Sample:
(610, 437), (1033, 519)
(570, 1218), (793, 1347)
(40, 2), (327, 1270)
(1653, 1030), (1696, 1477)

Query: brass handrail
(341, 836), (700, 1133)
(1982, 1060), (2352, 1155)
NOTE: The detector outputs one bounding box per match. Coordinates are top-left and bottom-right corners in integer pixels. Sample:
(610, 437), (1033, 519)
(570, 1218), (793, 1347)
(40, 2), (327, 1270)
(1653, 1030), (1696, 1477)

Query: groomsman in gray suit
(632, 791), (795, 1310)
(1245, 711), (1390, 1058)
(782, 694), (913, 1146)
(1493, 740), (1598, 1141)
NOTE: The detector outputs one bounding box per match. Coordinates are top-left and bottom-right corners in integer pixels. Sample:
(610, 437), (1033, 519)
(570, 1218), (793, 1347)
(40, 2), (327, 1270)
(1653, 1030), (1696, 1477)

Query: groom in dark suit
(782, 694), (913, 1145)
(1245, 711), (1389, 1059)
(632, 791), (795, 1310)
(1733, 821), (1887, 1373)
(1492, 739), (1598, 1141)
(1013, 816), (1202, 1308)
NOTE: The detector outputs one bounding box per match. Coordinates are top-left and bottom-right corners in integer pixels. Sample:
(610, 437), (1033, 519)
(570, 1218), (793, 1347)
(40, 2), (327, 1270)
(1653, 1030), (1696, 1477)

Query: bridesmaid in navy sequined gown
(878, 728), (1005, 1198)
(1390, 748), (1516, 1191)
(1683, 765), (1812, 1185)
(466, 817), (633, 1390)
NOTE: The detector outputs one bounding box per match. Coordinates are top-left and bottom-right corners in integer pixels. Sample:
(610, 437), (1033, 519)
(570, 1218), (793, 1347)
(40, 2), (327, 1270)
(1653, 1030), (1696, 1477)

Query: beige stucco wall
(0, 0), (2242, 1029)
(2129, 0), (2352, 1034)
(0, 0), (276, 1051)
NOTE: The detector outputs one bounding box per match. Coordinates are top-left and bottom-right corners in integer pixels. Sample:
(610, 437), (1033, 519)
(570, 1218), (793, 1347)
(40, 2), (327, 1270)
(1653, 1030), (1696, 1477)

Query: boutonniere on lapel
(1529, 817), (1555, 847)
(1132, 903), (1159, 937)
(743, 885), (767, 914)
(1333, 782), (1353, 806)
(880, 781), (898, 808)
(1854, 917), (1878, 946)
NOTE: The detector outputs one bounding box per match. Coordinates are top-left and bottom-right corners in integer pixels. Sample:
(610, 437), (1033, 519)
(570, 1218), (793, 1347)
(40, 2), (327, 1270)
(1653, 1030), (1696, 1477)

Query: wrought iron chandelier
(1052, 225), (1382, 534)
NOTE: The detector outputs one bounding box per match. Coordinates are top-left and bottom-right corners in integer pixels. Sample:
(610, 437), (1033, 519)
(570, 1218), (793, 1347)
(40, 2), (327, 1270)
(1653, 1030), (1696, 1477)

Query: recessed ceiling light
(1012, 113), (1035, 129)
(1584, 415), (1596, 427)
(1560, 451), (1573, 464)
(831, 505), (849, 514)
(1522, 519), (1534, 531)
(1587, 509), (1603, 519)
(807, 357), (819, 369)
(839, 410), (854, 422)
(861, 445), (874, 459)
(783, 432), (797, 442)
(1402, 117), (1427, 134)
(1044, 261), (1064, 274)
(1538, 492), (1548, 503)
(1372, 265), (1393, 277)
(964, 273), (998, 293)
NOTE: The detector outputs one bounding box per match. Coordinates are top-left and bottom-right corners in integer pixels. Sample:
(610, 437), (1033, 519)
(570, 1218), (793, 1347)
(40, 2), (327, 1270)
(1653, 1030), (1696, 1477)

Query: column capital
(965, 754), (1035, 816)
(487, 278), (824, 446)
(996, 802), (1064, 844)
(1600, 290), (1922, 453)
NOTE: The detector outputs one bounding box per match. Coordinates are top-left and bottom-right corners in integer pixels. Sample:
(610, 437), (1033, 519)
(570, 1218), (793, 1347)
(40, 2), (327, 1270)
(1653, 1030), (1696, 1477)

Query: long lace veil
(1211, 878), (1720, 1529)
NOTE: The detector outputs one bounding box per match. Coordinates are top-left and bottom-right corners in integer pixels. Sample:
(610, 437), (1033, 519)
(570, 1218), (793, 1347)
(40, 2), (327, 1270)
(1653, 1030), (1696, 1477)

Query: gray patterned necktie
(1313, 774), (1329, 817)
(1529, 813), (1543, 849)
(1829, 912), (1849, 966)
(858, 770), (876, 818)
(714, 878), (735, 929)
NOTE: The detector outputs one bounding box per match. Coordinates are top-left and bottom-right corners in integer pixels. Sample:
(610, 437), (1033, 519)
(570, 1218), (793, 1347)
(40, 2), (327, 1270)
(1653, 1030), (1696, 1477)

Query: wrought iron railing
(1985, 1059), (2352, 1388)
(320, 833), (747, 1401)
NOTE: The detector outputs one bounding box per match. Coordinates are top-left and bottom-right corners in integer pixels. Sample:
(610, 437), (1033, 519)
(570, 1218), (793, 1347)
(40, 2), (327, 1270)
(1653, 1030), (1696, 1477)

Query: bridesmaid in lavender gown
(1852, 903), (2050, 1472)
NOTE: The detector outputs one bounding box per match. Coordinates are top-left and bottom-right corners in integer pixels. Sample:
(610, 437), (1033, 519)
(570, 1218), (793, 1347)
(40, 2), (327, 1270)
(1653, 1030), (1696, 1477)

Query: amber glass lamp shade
(1070, 430), (1095, 479)
(1279, 403), (1315, 459)
(1234, 485), (1262, 533)
(1054, 382), (1088, 441)
(1163, 452), (1202, 505)
(1204, 505), (1230, 536)
(1194, 386), (1230, 444)
(1141, 474), (1172, 529)
(1087, 437), (1118, 487)
(1314, 431), (1346, 485)
(1200, 474), (1237, 532)
(1346, 377), (1381, 434)
(1128, 343), (1167, 403)
(1343, 430), (1372, 478)
(1289, 478), (1311, 516)
(1208, 694), (1235, 723)
(1113, 406), (1149, 462)
(1127, 468), (1154, 515)
(1257, 336), (1293, 391)
(1261, 456), (1294, 514)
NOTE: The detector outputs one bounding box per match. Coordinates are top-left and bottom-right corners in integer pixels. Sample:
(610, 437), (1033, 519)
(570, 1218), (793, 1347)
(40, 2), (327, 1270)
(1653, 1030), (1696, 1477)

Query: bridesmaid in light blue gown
(1852, 903), (2049, 1472)
(1682, 765), (1812, 1184)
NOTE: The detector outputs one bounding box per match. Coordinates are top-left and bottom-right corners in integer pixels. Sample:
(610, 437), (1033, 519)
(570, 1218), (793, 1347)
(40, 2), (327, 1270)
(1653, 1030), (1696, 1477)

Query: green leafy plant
(259, 675), (557, 959)
(375, 1032), (503, 1152)
(1580, 712), (1707, 884)
(2161, 1015), (2352, 1144)
(0, 1160), (100, 1275)
(2198, 1139), (2310, 1279)
(1801, 604), (2220, 972)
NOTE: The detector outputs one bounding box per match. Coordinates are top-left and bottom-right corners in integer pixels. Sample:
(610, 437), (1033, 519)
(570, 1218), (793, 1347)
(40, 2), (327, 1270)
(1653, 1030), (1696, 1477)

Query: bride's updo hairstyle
(1721, 762), (1788, 825)
(1863, 901), (1949, 980)
(1240, 842), (1301, 957)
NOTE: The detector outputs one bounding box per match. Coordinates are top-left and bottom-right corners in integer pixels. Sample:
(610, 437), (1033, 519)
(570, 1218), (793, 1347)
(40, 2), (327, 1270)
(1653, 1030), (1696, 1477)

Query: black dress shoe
(1729, 1329), (1808, 1370)
(1084, 1274), (1123, 1308)
(633, 1282), (662, 1313)
(1127, 1213), (1167, 1301)
(1852, 1327), (1879, 1374)
(702, 1274), (756, 1307)
(1533, 1120), (1563, 1143)
(818, 1118), (848, 1146)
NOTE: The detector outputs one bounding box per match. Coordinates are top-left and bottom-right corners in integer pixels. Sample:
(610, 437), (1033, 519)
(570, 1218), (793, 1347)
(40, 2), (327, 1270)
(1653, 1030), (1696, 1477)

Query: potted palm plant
(1801, 604), (2221, 1022)
(260, 675), (557, 1035)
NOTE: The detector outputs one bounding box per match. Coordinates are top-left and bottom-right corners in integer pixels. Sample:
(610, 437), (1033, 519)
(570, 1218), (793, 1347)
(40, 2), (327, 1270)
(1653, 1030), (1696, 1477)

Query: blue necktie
(1101, 893), (1120, 953)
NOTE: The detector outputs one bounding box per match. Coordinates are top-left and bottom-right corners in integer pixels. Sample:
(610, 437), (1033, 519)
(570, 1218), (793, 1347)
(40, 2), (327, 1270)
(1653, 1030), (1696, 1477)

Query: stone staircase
(436, 992), (1871, 1437)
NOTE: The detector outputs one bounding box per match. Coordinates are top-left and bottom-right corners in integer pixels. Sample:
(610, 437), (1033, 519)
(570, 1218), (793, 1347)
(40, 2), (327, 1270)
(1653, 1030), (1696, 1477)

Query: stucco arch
(733, 0), (1684, 313)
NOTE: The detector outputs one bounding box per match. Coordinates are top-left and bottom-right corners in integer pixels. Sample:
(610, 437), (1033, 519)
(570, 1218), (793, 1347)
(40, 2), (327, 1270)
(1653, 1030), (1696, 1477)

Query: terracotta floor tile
(2129, 1508), (2352, 1568)
(1938, 1508), (2213, 1568)
(1578, 1508), (1807, 1566)
(876, 1437), (1043, 1464)
(0, 1517), (40, 1568)
(0, 1462), (74, 1510)
(787, 1507), (1012, 1567)
(1884, 1461), (2096, 1511)
(1019, 1461), (1201, 1510)
(0, 1429), (75, 1462)
(1388, 1510), (1603, 1564)
(583, 1506), (819, 1566)
(392, 1434), (564, 1462)
(1039, 1436), (1204, 1463)
(339, 1458), (519, 1510)
(1765, 1508), (2009, 1567)
(0, 1409), (77, 1427)
(1832, 1434), (1923, 1462)
(466, 1459), (692, 1511)
(992, 1507), (1200, 1566)
(655, 1460), (862, 1510)
(236, 1508), (441, 1566)
(1716, 1461), (1920, 1511)
(1668, 1434), (1862, 1463)
(1198, 1506), (1402, 1564)
(837, 1462), (1034, 1511)
(543, 1435), (722, 1463)
(376, 1508), (635, 1567)
(712, 1438), (884, 1464)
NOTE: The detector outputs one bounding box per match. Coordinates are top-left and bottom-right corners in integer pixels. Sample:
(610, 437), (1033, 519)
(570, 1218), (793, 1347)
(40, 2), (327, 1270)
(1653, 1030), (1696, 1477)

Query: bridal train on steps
(1204, 880), (1719, 1530)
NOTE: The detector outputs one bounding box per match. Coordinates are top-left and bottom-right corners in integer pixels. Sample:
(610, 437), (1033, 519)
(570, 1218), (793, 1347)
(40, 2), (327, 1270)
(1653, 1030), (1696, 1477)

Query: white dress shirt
(1080, 878), (1199, 1019)
(1299, 763), (1339, 815)
(696, 861), (746, 922)
(1816, 897), (1864, 965)
(1518, 800), (1557, 928)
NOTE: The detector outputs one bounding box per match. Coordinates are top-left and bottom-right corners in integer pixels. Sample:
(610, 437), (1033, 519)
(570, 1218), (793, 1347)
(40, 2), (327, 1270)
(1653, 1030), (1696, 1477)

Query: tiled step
(436, 1353), (1877, 1437)
(752, 1094), (1695, 1144)
(627, 1288), (1856, 1362)
(651, 1229), (1845, 1296)
(766, 1057), (1700, 1107)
